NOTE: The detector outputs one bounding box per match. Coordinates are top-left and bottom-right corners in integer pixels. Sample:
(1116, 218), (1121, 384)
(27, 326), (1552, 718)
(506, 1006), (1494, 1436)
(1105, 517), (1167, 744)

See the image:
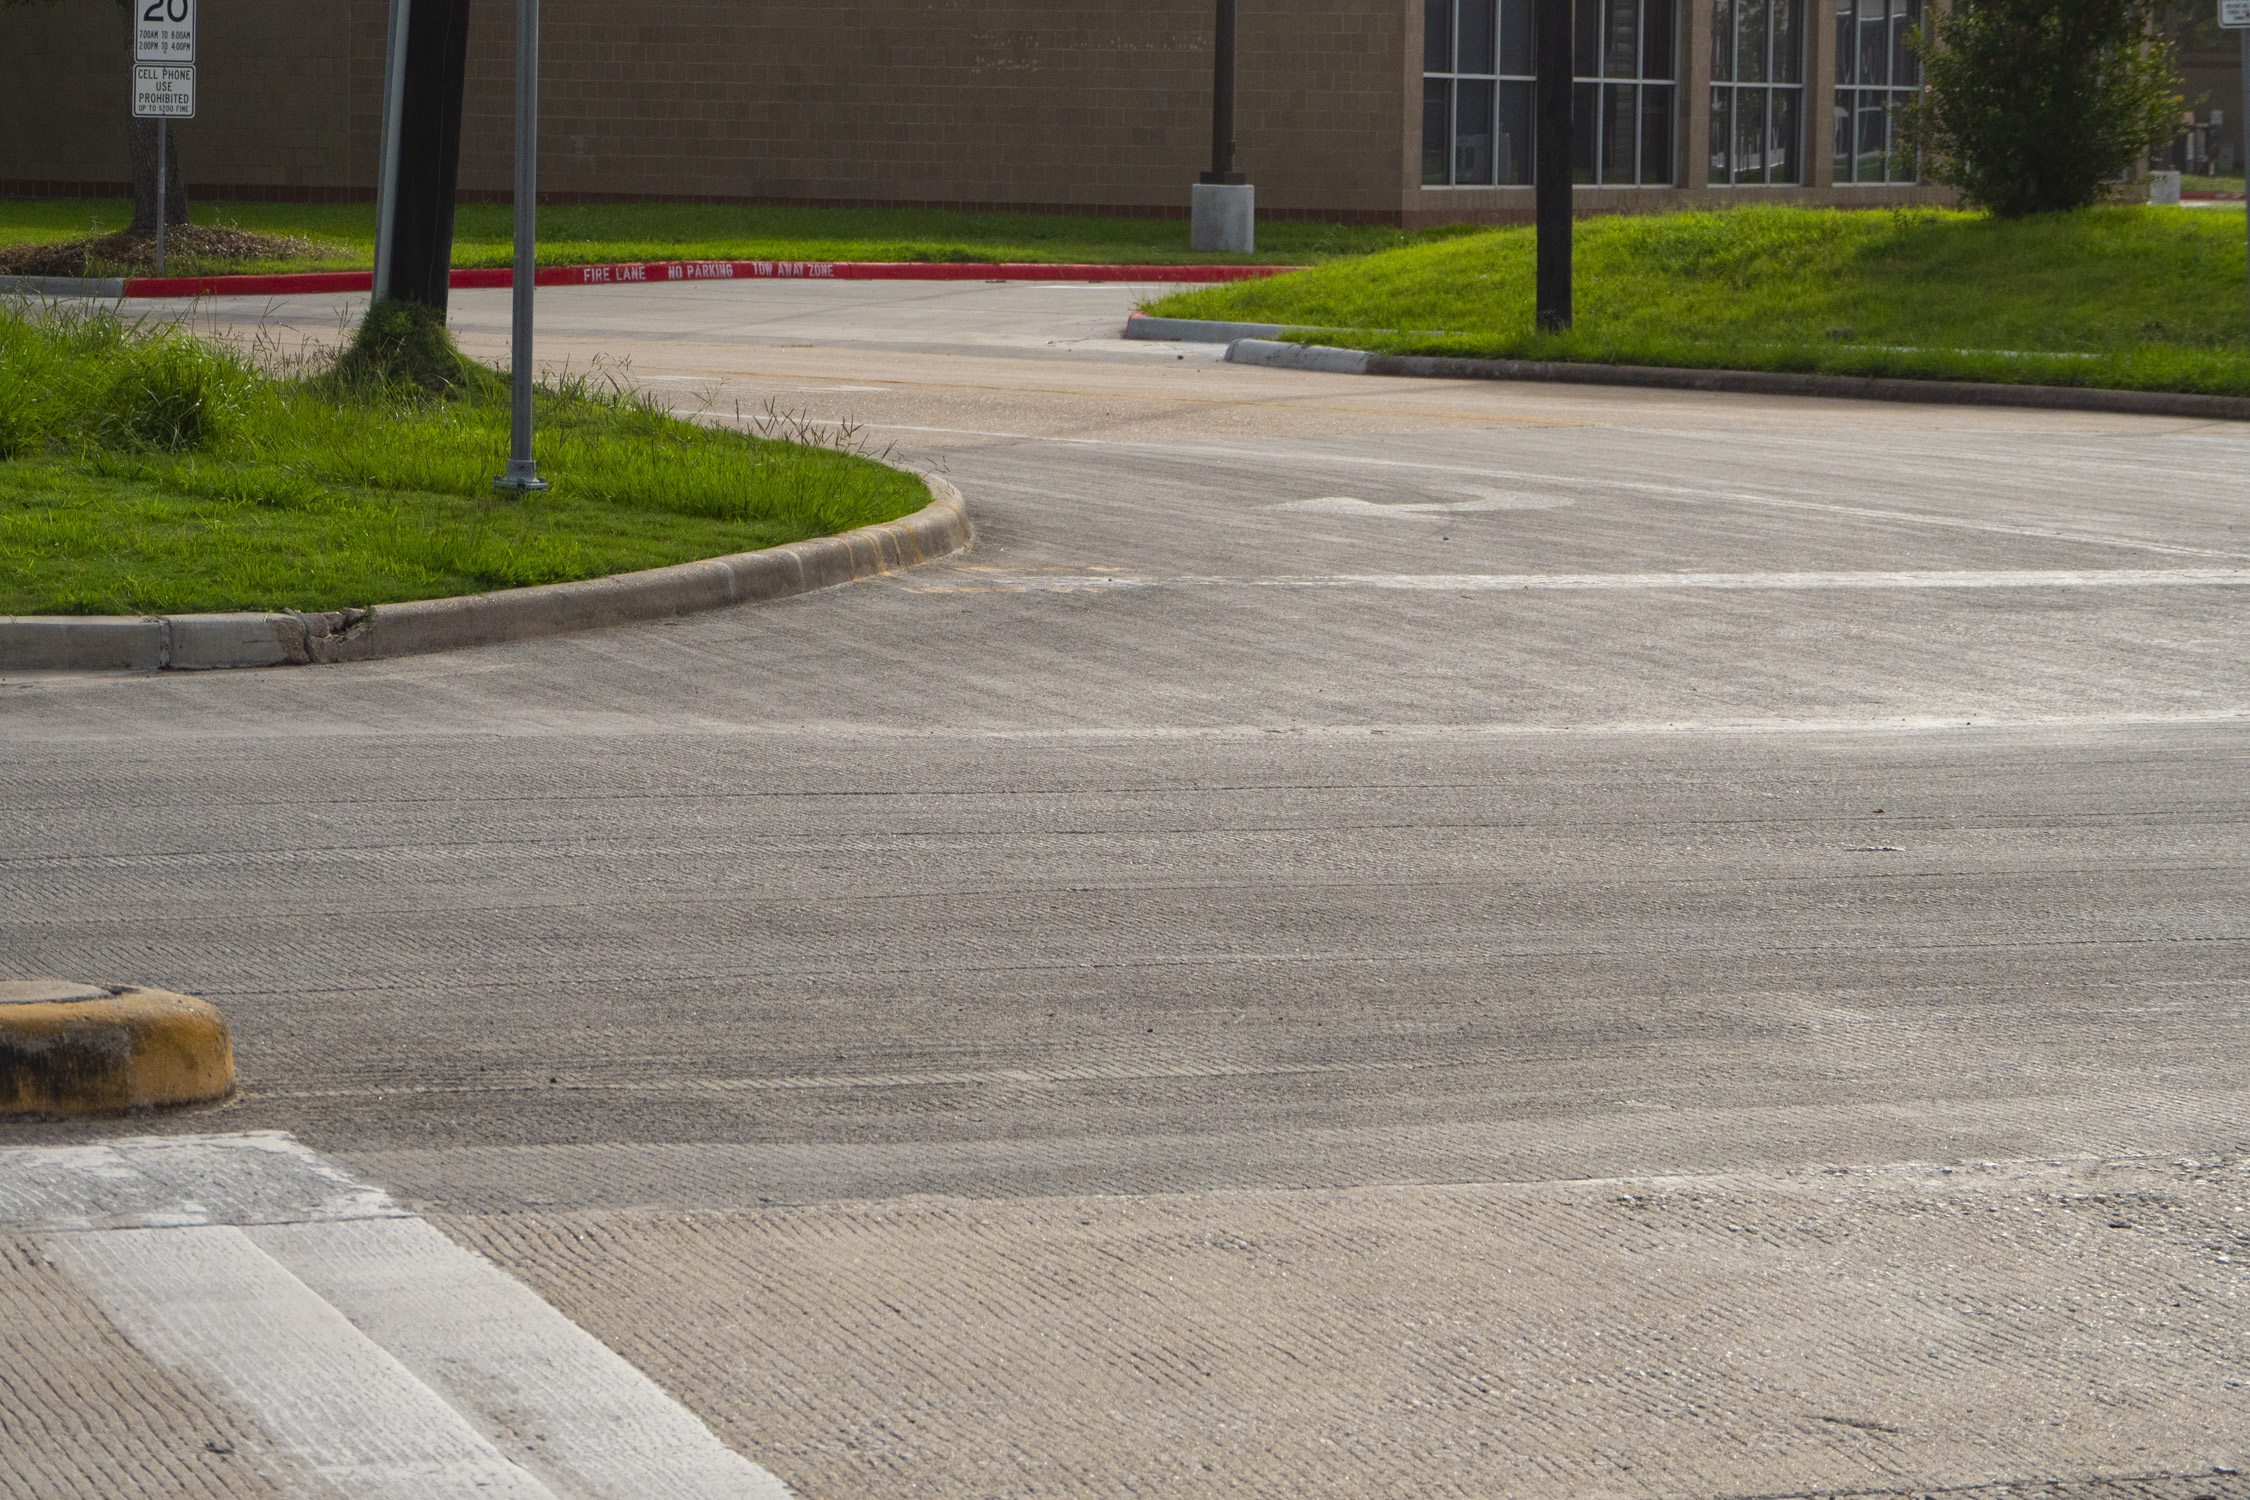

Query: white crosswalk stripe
(3, 1134), (791, 1500)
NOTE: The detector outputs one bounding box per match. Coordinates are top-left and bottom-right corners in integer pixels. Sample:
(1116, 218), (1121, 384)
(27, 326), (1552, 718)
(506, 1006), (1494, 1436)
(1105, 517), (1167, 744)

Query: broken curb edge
(0, 473), (970, 673)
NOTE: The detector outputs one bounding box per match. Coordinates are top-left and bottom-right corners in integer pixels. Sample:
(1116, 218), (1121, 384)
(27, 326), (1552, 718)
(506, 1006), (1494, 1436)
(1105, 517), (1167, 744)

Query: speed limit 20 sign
(133, 0), (194, 119)
(135, 0), (194, 62)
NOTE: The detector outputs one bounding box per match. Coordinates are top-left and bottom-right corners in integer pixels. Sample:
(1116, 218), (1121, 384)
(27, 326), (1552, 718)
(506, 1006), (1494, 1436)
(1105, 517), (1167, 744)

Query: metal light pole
(371, 0), (473, 312)
(372, 0), (412, 299)
(1535, 0), (1573, 331)
(494, 0), (547, 494)
(1190, 0), (1255, 253)
(1203, 0), (1243, 185)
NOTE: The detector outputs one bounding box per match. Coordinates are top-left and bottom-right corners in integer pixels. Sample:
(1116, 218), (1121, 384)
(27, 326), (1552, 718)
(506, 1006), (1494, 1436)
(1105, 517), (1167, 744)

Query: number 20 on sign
(135, 0), (194, 63)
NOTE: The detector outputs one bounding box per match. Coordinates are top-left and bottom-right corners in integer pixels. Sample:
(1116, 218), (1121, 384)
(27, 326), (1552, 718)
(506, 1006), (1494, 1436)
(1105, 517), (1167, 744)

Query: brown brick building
(1, 0), (1951, 226)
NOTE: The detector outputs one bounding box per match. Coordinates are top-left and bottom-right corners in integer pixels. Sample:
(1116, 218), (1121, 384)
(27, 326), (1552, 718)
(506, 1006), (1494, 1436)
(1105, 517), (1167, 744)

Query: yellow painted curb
(0, 980), (235, 1117)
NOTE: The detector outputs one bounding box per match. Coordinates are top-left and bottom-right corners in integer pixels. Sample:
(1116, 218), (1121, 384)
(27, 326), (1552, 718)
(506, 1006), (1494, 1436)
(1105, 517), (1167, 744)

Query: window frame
(1830, 0), (1922, 185)
(1420, 0), (1678, 190)
(1707, 0), (1808, 186)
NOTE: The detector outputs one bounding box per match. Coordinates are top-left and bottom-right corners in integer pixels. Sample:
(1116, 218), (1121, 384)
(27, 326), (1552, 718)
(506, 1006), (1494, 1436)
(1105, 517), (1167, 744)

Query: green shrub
(1897, 0), (2183, 217)
(95, 333), (257, 452)
(0, 366), (42, 459)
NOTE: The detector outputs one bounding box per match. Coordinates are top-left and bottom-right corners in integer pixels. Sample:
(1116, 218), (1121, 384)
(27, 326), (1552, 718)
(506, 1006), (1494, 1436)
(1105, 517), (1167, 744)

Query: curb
(0, 474), (970, 673)
(1, 980), (235, 1118)
(1222, 338), (2250, 423)
(1125, 312), (1302, 343)
(2, 259), (1302, 301)
(3, 273), (129, 299)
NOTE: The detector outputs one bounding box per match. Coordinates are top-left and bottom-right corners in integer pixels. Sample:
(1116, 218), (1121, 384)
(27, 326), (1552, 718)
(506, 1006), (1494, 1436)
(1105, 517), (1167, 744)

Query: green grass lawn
(0, 302), (930, 616)
(0, 199), (1452, 274)
(2183, 173), (2246, 194)
(1144, 205), (2250, 395)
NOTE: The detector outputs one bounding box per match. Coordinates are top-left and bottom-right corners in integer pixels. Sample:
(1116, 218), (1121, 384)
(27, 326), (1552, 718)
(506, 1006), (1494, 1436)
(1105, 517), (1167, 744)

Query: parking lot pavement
(4, 281), (2247, 1499)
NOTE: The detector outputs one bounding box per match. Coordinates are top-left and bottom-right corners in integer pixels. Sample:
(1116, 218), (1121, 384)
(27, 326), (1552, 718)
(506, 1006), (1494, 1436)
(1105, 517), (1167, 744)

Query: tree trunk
(119, 0), (189, 237)
(125, 118), (189, 237)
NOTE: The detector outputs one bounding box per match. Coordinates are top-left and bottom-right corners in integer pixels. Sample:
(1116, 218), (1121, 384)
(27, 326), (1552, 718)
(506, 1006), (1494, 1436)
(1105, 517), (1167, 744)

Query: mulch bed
(0, 225), (338, 278)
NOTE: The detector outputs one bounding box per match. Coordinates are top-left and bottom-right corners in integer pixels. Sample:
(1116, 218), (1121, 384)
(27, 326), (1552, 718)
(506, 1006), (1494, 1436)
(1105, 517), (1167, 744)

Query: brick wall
(2, 0), (1412, 219)
(1, 0), (364, 199)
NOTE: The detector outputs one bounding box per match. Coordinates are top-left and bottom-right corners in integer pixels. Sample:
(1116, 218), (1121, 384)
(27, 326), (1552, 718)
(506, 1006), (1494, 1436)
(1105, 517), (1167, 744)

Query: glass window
(1577, 0), (1677, 184)
(1831, 0), (1920, 181)
(1707, 0), (1805, 183)
(1500, 0), (1535, 73)
(1458, 79), (1499, 181)
(1462, 0), (1499, 73)
(1421, 0), (1676, 187)
(1426, 0), (1455, 71)
(1423, 0), (1526, 185)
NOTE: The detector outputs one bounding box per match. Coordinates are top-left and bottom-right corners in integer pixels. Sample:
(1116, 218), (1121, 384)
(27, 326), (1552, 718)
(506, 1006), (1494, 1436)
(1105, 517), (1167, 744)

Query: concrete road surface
(3, 281), (2246, 1499)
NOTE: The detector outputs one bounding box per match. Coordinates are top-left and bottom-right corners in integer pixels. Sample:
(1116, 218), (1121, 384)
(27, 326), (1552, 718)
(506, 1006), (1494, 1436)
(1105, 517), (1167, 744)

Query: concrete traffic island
(1, 980), (235, 1118)
(0, 473), (971, 673)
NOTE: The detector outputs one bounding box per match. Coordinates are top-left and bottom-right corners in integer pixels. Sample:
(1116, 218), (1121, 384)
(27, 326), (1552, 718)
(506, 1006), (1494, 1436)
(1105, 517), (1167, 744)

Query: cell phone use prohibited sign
(136, 0), (195, 62)
(133, 65), (196, 118)
(2222, 0), (2250, 27)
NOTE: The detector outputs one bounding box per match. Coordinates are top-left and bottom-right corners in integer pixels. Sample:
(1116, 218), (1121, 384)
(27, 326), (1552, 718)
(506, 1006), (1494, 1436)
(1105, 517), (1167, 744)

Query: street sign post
(2224, 0), (2250, 333)
(493, 0), (547, 494)
(132, 0), (195, 276)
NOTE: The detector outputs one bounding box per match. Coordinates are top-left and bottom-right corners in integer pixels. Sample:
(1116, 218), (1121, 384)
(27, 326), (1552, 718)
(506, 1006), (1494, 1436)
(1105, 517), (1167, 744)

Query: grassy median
(0, 199), (1453, 276)
(0, 301), (930, 617)
(1144, 205), (2250, 396)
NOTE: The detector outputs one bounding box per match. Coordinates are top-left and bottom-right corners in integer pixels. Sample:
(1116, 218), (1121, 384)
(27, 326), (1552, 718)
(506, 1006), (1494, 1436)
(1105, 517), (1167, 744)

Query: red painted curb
(116, 258), (1300, 298)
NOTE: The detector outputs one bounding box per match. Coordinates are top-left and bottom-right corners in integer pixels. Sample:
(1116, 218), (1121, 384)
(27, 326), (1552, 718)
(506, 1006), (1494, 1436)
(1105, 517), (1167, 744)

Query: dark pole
(1201, 0), (1245, 185)
(1535, 0), (1573, 331)
(376, 0), (474, 313)
(495, 0), (547, 493)
(155, 121), (167, 276)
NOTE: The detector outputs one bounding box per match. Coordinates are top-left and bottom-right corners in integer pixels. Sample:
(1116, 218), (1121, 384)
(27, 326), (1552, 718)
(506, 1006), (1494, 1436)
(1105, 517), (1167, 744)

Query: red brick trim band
(101, 258), (1298, 299)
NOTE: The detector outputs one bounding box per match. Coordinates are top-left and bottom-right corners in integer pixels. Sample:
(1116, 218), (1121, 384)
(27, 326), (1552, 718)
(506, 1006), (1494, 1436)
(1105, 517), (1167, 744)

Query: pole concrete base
(1191, 183), (1255, 255)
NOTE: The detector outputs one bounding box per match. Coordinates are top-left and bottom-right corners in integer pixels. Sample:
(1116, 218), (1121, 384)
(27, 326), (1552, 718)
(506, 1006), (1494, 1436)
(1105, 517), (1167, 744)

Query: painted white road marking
(799, 421), (2250, 562)
(912, 567), (2250, 593)
(1275, 494), (1574, 515)
(0, 1132), (402, 1231)
(4, 1134), (793, 1500)
(50, 1225), (557, 1500)
(255, 1217), (790, 1500)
